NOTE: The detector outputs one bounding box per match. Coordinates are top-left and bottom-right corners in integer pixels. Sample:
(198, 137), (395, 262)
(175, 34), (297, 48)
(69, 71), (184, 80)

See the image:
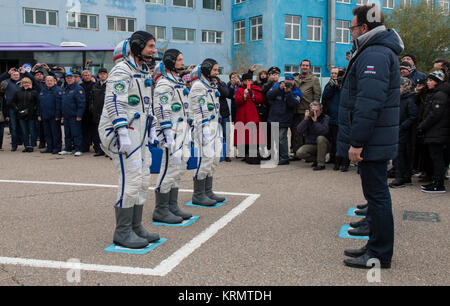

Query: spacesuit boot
(114, 207), (149, 249)
(169, 188), (192, 220)
(132, 205), (160, 243)
(192, 178), (217, 206)
(204, 176), (226, 203)
(153, 191), (183, 224)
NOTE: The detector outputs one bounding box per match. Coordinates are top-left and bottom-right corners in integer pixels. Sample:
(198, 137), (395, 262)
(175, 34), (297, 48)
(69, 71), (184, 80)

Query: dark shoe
(224, 157), (231, 162)
(344, 245), (367, 258)
(340, 165), (349, 172)
(278, 160), (290, 165)
(355, 207), (368, 216)
(22, 148), (28, 153)
(421, 182), (434, 190)
(11, 147), (17, 152)
(192, 179), (217, 206)
(52, 150), (59, 155)
(289, 156), (301, 161)
(389, 179), (407, 188)
(153, 192), (183, 224)
(333, 163), (341, 171)
(27, 147), (34, 152)
(344, 253), (391, 269)
(169, 188), (192, 220)
(418, 175), (432, 183)
(348, 223), (370, 236)
(313, 165), (325, 171)
(349, 218), (367, 229)
(421, 182), (446, 194)
(310, 161), (318, 167)
(38, 142), (46, 149)
(132, 205), (160, 243)
(41, 149), (52, 153)
(113, 207), (149, 249)
(356, 203), (368, 210)
(205, 176), (226, 203)
(94, 151), (105, 157)
(387, 169), (396, 178)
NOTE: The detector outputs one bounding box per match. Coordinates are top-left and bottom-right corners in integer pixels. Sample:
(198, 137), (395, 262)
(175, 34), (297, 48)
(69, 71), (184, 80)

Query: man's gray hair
(310, 101), (322, 108)
(82, 70), (91, 75)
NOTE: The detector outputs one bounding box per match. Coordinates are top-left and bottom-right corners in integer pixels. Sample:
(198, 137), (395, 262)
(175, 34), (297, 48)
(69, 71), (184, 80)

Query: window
(383, 0), (394, 9)
(145, 0), (164, 4)
(439, 0), (449, 11)
(173, 0), (194, 8)
(202, 30), (222, 44)
(312, 66), (321, 78)
(235, 0), (246, 4)
(285, 15), (301, 40)
(172, 28), (195, 41)
(307, 17), (322, 42)
(337, 0), (351, 3)
(400, 0), (412, 7)
(107, 16), (135, 32)
(67, 12), (98, 30)
(146, 25), (166, 40)
(356, 0), (369, 5)
(203, 0), (222, 10)
(285, 65), (300, 74)
(234, 20), (245, 44)
(250, 16), (263, 41)
(336, 20), (350, 44)
(23, 8), (58, 26)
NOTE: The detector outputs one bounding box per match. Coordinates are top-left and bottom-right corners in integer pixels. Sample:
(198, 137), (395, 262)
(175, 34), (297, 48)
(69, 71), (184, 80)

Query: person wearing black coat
(89, 68), (108, 156)
(80, 71), (95, 152)
(417, 70), (450, 193)
(389, 77), (418, 188)
(216, 78), (231, 162)
(10, 78), (39, 152)
(0, 83), (8, 150)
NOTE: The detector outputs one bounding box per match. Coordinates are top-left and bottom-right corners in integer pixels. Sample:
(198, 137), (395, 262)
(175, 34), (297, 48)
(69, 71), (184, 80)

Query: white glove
(149, 126), (157, 145)
(163, 129), (175, 149)
(117, 127), (132, 154)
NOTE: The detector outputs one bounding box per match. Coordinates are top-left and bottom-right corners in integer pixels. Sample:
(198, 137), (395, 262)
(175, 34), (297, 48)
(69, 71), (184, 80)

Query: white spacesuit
(152, 49), (193, 224)
(98, 32), (159, 249)
(188, 59), (226, 206)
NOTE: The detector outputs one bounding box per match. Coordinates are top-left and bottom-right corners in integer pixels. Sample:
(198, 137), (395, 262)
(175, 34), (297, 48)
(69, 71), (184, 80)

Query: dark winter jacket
(0, 73), (21, 107)
(337, 26), (403, 161)
(11, 87), (39, 120)
(417, 82), (450, 144)
(322, 81), (341, 126)
(38, 85), (62, 120)
(217, 80), (230, 119)
(89, 81), (106, 124)
(266, 83), (303, 128)
(408, 68), (427, 86)
(297, 113), (330, 145)
(61, 83), (86, 119)
(398, 92), (418, 144)
(227, 82), (240, 122)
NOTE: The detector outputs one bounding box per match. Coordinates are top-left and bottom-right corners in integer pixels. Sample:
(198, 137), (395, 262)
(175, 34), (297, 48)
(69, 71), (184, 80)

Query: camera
(285, 82), (292, 89)
(309, 109), (315, 118)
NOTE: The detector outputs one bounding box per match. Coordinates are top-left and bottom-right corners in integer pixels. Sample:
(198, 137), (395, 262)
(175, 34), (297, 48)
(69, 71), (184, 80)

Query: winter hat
(268, 66), (281, 75)
(427, 70), (445, 83)
(402, 54), (417, 65)
(241, 72), (253, 81)
(285, 74), (295, 80)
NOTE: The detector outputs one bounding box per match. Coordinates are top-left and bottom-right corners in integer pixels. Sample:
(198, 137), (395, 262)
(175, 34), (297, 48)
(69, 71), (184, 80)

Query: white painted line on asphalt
(0, 179), (260, 276)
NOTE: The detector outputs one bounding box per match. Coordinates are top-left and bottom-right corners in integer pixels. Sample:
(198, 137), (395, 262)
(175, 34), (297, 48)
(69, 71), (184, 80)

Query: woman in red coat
(234, 72), (265, 163)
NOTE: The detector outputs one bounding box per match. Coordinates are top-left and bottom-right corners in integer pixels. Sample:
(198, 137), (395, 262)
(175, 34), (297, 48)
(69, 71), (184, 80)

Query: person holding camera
(266, 74), (303, 165)
(295, 102), (330, 170)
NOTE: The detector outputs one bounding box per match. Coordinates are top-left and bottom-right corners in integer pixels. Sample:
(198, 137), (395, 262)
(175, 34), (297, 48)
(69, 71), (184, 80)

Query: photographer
(266, 74), (303, 165)
(295, 102), (330, 171)
(322, 67), (349, 171)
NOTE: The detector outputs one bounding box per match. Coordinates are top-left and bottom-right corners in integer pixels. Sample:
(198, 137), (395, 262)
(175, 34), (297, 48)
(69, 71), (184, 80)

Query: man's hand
(185, 64), (195, 73)
(19, 67), (26, 74)
(280, 82), (286, 91)
(76, 117), (82, 122)
(250, 64), (258, 72)
(311, 111), (318, 122)
(8, 68), (16, 75)
(37, 116), (42, 121)
(348, 146), (363, 163)
(304, 110), (310, 120)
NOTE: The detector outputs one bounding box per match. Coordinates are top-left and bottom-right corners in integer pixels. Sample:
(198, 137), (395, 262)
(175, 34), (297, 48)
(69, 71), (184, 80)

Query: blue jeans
(64, 117), (82, 152)
(19, 119), (37, 148)
(220, 116), (231, 157)
(8, 108), (19, 148)
(359, 160), (394, 263)
(0, 121), (5, 149)
(278, 127), (289, 161)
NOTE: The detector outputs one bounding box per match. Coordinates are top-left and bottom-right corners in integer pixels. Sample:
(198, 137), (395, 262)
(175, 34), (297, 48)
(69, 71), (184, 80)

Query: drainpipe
(327, 0), (336, 71)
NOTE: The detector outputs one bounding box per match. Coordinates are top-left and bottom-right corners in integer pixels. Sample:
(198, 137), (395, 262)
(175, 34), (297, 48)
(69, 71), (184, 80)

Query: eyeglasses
(349, 24), (362, 31)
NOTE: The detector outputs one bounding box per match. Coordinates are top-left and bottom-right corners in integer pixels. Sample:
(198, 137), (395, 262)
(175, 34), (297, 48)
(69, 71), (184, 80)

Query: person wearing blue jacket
(38, 76), (62, 154)
(339, 5), (403, 269)
(59, 72), (85, 156)
(266, 74), (303, 165)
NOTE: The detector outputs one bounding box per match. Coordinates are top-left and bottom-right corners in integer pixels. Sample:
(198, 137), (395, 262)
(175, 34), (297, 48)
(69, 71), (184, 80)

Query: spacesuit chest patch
(198, 97), (206, 105)
(160, 94), (169, 104)
(207, 103), (215, 111)
(113, 81), (127, 94)
(143, 97), (151, 105)
(128, 95), (140, 106)
(171, 103), (182, 112)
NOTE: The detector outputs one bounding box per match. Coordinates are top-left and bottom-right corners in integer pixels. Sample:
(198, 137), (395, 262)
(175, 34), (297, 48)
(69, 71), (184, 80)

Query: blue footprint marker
(347, 207), (366, 218)
(185, 199), (228, 208)
(152, 215), (200, 227)
(338, 225), (369, 240)
(104, 238), (167, 254)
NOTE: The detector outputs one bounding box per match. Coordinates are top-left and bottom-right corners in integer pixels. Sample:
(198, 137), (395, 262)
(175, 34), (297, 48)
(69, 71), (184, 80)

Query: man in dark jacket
(401, 54), (426, 85)
(80, 70), (95, 152)
(266, 74), (303, 165)
(89, 68), (107, 156)
(38, 76), (62, 154)
(59, 72), (86, 156)
(216, 77), (231, 162)
(296, 102), (330, 171)
(339, 5), (403, 269)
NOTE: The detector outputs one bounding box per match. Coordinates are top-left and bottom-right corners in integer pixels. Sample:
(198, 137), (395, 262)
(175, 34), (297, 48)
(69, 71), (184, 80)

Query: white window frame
(173, 0), (194, 8)
(202, 30), (223, 44)
(337, 0), (351, 4)
(23, 8), (58, 27)
(145, 0), (164, 4)
(312, 66), (321, 78)
(307, 17), (322, 42)
(250, 16), (263, 41)
(146, 25), (166, 41)
(383, 0), (395, 9)
(400, 0), (412, 7)
(172, 27), (195, 42)
(285, 65), (300, 74)
(203, 0), (222, 11)
(285, 15), (301, 40)
(439, 0), (449, 12)
(356, 0), (369, 5)
(234, 0), (246, 4)
(67, 12), (98, 30)
(107, 16), (136, 32)
(234, 20), (246, 45)
(336, 20), (350, 44)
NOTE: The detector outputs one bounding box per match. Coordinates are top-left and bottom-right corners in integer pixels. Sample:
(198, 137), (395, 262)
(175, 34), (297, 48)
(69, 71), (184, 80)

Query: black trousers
(396, 143), (412, 180)
(290, 113), (304, 153)
(427, 143), (446, 181)
(359, 161), (394, 263)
